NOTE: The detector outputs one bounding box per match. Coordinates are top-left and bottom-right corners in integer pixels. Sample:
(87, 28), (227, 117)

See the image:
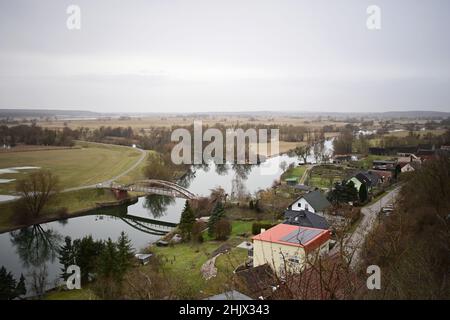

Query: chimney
(260, 228), (266, 233)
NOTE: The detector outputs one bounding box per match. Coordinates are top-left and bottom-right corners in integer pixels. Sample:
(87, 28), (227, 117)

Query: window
(297, 202), (301, 208)
(288, 257), (300, 264)
(305, 203), (309, 210)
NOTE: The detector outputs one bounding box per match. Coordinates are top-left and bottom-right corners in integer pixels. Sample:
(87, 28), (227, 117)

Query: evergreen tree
(0, 266), (22, 300)
(97, 238), (118, 279)
(58, 236), (75, 280)
(179, 201), (196, 239)
(328, 180), (359, 204)
(346, 181), (359, 203)
(208, 201), (225, 237)
(73, 235), (105, 283)
(116, 232), (134, 276)
(359, 182), (368, 203)
(15, 274), (26, 297)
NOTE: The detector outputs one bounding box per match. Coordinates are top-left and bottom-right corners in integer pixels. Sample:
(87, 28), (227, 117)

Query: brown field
(34, 115), (348, 131)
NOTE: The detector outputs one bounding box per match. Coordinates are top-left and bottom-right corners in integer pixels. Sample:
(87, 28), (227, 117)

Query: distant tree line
(0, 124), (80, 147)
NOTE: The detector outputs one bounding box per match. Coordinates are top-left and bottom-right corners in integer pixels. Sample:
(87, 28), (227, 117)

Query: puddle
(0, 195), (19, 202)
(0, 166), (40, 175)
(0, 179), (15, 184)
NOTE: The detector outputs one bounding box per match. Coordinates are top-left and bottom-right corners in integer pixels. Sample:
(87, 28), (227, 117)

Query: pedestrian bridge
(111, 179), (197, 200)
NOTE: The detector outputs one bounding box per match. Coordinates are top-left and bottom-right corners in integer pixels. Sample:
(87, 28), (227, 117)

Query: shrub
(214, 219), (232, 241)
(252, 222), (275, 235)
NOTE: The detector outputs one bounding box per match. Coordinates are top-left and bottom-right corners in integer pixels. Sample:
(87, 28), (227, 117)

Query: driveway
(343, 186), (401, 268)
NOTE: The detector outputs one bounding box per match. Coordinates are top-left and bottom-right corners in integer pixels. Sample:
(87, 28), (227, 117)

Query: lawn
(150, 220), (253, 298)
(281, 165), (306, 183)
(0, 141), (142, 193)
(115, 150), (153, 185)
(44, 288), (98, 300)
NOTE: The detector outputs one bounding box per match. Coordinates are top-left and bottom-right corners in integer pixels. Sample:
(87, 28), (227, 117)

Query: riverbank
(0, 189), (139, 233)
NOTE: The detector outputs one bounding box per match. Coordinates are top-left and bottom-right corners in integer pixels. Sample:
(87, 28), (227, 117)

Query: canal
(0, 139), (333, 294)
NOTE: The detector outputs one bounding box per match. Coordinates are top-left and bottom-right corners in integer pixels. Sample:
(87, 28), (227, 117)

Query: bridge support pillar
(112, 188), (128, 199)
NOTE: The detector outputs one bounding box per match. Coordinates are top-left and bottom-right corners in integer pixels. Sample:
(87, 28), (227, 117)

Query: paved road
(63, 145), (147, 193)
(343, 186), (401, 268)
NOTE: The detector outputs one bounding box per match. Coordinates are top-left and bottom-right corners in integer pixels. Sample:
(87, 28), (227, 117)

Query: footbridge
(110, 179), (197, 200)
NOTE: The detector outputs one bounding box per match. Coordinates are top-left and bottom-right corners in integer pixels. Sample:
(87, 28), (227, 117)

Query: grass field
(0, 141), (142, 193)
(308, 164), (355, 189)
(115, 150), (153, 185)
(151, 220), (252, 298)
(249, 140), (306, 156)
(384, 129), (446, 138)
(281, 165), (306, 183)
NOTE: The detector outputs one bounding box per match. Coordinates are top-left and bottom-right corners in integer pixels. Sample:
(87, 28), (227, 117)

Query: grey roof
(280, 228), (323, 245)
(204, 290), (253, 300)
(301, 190), (331, 212)
(284, 210), (330, 230)
(294, 184), (315, 191)
(355, 171), (379, 187)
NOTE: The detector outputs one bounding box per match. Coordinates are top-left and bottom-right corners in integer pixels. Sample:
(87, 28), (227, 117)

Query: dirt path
(299, 164), (314, 184)
(201, 253), (222, 280)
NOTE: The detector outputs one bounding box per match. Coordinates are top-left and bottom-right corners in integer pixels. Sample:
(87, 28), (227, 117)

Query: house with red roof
(252, 224), (331, 275)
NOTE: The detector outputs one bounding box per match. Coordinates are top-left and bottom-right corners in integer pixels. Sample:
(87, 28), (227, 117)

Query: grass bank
(0, 189), (129, 233)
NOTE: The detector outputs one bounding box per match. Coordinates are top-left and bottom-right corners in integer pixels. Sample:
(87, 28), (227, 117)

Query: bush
(214, 219), (232, 241)
(252, 222), (275, 235)
(191, 221), (206, 243)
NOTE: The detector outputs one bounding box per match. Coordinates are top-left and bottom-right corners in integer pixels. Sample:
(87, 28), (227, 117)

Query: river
(0, 139), (333, 295)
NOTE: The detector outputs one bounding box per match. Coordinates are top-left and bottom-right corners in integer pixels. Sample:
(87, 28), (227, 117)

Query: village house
(283, 209), (330, 230)
(416, 149), (436, 162)
(349, 171), (380, 192)
(287, 190), (331, 216)
(332, 154), (352, 164)
(399, 162), (416, 173)
(370, 169), (393, 185)
(372, 159), (397, 171)
(252, 224), (331, 275)
(397, 153), (421, 164)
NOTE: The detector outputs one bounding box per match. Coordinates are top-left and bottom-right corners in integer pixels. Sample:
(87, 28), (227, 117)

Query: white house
(400, 162), (416, 173)
(287, 190), (331, 216)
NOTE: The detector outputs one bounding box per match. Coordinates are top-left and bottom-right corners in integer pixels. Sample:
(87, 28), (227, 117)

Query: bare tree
(15, 170), (60, 219)
(293, 145), (311, 164)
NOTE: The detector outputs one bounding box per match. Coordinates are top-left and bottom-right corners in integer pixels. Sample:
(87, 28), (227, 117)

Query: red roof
(252, 224), (331, 251)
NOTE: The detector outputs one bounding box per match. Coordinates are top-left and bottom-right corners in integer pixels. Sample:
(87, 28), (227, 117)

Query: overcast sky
(0, 0), (449, 113)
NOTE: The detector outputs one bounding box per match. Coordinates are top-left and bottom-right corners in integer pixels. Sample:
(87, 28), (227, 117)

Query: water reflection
(10, 225), (62, 268)
(215, 163), (229, 176)
(143, 194), (176, 219)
